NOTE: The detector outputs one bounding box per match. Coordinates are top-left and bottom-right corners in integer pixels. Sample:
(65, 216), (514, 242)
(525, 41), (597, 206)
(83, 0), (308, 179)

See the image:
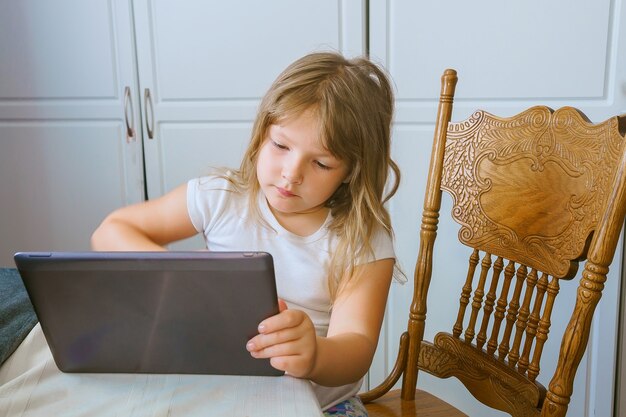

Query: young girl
(91, 51), (401, 416)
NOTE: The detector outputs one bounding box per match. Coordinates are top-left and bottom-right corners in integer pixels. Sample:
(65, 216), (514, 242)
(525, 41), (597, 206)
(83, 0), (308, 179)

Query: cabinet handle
(123, 86), (135, 143)
(144, 88), (154, 139)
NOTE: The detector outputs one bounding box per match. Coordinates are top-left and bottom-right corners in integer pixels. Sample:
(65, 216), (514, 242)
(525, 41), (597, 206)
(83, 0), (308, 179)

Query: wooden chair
(360, 69), (626, 417)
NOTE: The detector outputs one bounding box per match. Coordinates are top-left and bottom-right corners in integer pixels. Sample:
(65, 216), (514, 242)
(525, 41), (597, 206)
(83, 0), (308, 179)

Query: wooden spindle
(487, 260), (515, 356)
(499, 264), (527, 362)
(529, 277), (559, 381)
(454, 249), (479, 338)
(518, 272), (548, 374)
(465, 252), (491, 343)
(510, 269), (537, 368)
(477, 256), (504, 350)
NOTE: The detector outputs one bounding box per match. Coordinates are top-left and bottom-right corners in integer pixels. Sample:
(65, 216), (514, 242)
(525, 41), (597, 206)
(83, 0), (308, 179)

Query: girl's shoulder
(187, 171), (253, 232)
(188, 170), (250, 209)
(359, 225), (395, 264)
(189, 170), (245, 193)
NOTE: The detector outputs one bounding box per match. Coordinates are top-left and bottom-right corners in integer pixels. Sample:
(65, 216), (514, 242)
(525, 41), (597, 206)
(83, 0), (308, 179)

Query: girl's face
(256, 110), (349, 222)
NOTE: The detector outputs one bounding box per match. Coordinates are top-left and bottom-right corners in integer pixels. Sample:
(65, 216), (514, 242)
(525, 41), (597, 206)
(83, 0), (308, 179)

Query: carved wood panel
(441, 107), (624, 278)
(419, 334), (543, 417)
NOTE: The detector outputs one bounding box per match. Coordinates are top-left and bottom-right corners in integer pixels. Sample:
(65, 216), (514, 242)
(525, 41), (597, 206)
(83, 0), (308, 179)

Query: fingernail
(258, 324), (266, 333)
(246, 342), (255, 351)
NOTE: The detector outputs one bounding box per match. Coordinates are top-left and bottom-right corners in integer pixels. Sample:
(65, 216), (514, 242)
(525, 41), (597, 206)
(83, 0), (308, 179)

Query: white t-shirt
(187, 175), (395, 410)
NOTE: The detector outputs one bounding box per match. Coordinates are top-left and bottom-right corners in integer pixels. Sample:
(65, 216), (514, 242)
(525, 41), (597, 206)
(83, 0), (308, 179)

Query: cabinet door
(0, 0), (144, 266)
(132, 0), (366, 249)
(369, 0), (626, 415)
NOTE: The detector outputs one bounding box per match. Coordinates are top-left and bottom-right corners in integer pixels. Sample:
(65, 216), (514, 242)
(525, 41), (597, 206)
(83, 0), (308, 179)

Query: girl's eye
(271, 140), (288, 150)
(315, 161), (331, 170)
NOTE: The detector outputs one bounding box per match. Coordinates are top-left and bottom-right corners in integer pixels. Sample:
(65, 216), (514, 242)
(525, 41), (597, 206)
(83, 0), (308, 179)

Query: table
(0, 324), (324, 417)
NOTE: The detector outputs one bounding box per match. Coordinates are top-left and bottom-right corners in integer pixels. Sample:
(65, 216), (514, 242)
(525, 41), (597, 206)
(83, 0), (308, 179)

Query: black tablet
(14, 251), (282, 376)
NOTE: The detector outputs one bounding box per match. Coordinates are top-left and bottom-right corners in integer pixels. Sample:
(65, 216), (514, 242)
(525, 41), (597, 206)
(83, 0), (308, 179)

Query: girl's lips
(276, 187), (296, 197)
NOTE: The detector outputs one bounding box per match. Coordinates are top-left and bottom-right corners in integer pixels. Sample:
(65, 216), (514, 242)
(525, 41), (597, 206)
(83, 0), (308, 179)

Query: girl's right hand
(246, 299), (319, 378)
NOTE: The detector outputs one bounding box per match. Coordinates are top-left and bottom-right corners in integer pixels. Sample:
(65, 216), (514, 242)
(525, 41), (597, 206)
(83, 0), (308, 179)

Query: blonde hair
(225, 51), (400, 299)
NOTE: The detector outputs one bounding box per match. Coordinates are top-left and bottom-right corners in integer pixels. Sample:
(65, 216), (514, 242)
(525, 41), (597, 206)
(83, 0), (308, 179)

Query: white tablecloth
(0, 324), (323, 417)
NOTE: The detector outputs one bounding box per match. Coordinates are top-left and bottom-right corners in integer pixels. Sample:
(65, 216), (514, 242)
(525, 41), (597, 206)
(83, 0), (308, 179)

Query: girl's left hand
(246, 299), (318, 378)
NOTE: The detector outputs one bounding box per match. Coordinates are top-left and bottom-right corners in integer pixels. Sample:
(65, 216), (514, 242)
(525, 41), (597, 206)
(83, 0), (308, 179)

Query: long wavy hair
(224, 51), (401, 300)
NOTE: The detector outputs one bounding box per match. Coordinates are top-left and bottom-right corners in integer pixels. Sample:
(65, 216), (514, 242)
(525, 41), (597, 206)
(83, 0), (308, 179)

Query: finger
(250, 337), (312, 362)
(278, 299), (288, 312)
(258, 310), (304, 334)
(247, 327), (302, 352)
(249, 342), (299, 359)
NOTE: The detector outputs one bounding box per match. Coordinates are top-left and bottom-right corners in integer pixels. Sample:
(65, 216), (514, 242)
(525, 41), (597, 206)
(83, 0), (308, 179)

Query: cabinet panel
(0, 0), (118, 99)
(0, 122), (133, 250)
(371, 0), (615, 125)
(0, 0), (144, 266)
(151, 2), (343, 100)
(386, 0), (610, 102)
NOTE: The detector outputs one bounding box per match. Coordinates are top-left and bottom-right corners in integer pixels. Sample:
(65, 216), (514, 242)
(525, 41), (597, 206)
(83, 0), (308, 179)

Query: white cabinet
(0, 0), (366, 264)
(0, 0), (144, 266)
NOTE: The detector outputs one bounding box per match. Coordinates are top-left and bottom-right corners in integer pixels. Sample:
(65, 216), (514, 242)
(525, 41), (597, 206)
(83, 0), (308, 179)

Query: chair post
(400, 69), (458, 400)
(541, 137), (626, 417)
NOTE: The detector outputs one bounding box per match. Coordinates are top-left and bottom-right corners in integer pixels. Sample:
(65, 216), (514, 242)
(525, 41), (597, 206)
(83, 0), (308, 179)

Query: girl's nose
(282, 157), (304, 185)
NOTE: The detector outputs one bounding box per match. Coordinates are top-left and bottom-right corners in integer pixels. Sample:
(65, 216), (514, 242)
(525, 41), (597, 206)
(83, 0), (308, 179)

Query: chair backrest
(364, 69), (626, 417)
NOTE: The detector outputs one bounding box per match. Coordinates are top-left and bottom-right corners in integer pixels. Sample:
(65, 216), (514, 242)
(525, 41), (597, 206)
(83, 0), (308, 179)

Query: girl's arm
(91, 183), (197, 251)
(247, 257), (394, 386)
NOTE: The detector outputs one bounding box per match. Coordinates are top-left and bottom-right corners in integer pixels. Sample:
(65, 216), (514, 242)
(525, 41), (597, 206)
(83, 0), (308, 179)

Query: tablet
(13, 251), (283, 376)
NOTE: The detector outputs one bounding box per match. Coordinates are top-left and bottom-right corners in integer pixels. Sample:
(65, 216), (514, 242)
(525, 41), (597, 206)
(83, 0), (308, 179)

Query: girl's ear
(342, 166), (357, 184)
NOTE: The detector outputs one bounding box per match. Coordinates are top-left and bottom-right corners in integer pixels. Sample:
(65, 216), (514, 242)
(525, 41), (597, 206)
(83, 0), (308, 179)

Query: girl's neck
(267, 202), (330, 237)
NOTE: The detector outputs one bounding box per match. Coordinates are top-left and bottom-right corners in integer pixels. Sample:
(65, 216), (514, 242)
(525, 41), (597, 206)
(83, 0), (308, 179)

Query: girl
(91, 51), (401, 416)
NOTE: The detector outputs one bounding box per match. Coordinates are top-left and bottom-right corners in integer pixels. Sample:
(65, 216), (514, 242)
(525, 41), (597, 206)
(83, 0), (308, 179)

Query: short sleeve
(186, 177), (205, 233)
(362, 226), (395, 264)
